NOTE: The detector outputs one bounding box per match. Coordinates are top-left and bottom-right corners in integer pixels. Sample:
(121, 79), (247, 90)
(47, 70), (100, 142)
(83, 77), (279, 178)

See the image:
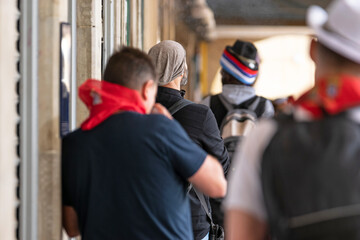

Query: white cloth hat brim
(307, 5), (360, 64)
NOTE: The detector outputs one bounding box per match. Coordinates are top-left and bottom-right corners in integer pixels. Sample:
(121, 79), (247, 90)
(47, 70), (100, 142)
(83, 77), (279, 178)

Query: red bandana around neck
(79, 79), (146, 130)
(295, 74), (360, 119)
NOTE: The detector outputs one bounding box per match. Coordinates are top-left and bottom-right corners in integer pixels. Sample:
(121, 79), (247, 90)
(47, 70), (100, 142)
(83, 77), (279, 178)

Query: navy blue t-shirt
(62, 112), (207, 240)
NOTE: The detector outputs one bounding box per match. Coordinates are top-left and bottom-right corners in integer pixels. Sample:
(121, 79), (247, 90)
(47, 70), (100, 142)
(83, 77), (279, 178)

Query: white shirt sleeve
(223, 119), (277, 221)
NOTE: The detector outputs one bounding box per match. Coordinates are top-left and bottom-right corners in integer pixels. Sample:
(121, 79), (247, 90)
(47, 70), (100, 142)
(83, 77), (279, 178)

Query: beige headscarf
(148, 40), (188, 86)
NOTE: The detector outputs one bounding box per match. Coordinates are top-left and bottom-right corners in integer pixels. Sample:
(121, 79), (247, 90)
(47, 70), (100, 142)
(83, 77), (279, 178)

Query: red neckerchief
(294, 74), (360, 119)
(79, 79), (146, 130)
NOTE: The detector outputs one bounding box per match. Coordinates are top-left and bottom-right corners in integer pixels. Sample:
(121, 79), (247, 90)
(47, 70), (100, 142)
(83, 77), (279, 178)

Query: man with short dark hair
(225, 0), (360, 239)
(62, 47), (227, 240)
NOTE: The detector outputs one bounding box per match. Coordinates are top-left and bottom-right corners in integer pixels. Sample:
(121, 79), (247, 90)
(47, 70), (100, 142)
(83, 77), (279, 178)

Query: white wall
(0, 1), (18, 239)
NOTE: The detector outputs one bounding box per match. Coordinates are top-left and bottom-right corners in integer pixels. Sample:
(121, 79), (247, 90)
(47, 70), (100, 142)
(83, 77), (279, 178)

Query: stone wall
(76, 0), (102, 126)
(37, 0), (66, 239)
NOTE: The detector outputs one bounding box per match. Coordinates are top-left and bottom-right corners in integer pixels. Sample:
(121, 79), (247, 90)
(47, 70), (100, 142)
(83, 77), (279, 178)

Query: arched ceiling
(207, 0), (331, 25)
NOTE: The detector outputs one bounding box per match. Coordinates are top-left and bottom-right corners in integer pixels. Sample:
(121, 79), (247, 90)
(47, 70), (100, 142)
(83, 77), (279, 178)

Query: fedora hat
(307, 0), (360, 64)
(220, 40), (259, 85)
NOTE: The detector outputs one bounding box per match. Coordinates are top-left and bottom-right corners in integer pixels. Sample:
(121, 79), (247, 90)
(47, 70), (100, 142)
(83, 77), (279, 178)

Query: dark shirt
(262, 113), (360, 239)
(156, 87), (230, 240)
(62, 112), (207, 240)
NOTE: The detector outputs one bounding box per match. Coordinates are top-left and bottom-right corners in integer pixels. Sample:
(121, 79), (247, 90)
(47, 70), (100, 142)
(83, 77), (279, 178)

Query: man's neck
(162, 76), (182, 90)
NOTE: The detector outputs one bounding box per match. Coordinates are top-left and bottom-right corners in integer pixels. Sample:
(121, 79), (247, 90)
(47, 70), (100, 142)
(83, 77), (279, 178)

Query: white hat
(307, 0), (360, 64)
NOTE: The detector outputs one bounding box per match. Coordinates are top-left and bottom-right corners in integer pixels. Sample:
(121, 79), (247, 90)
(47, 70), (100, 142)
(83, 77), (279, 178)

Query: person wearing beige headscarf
(148, 40), (188, 87)
(149, 40), (229, 240)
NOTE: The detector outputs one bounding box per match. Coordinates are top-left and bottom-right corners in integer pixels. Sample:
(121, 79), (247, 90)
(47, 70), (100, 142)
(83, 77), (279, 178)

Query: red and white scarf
(79, 79), (146, 130)
(294, 74), (360, 119)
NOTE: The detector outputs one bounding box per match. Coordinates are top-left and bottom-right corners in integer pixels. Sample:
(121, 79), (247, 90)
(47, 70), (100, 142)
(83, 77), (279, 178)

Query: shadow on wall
(210, 35), (315, 100)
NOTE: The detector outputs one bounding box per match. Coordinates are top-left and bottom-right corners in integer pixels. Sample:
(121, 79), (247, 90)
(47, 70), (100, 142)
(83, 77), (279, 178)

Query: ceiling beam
(213, 25), (314, 40)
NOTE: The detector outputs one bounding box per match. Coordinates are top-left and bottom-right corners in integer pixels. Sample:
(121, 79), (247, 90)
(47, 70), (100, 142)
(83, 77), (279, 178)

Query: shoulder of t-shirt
(145, 114), (184, 132)
(110, 111), (175, 131)
(62, 128), (83, 144)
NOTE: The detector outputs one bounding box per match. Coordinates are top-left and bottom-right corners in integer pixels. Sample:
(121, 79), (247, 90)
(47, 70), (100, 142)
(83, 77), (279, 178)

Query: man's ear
(310, 38), (318, 62)
(141, 79), (155, 100)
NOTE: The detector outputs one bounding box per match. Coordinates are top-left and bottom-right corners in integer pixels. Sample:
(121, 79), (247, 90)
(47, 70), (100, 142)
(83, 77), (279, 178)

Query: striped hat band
(220, 51), (258, 85)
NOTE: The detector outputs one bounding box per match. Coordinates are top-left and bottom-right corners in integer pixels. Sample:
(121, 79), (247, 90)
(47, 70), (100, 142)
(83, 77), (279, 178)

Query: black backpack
(210, 94), (267, 160)
(262, 111), (360, 240)
(209, 94), (267, 227)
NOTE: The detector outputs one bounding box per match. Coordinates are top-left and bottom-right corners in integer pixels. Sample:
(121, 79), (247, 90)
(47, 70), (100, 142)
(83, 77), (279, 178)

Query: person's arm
(223, 119), (277, 239)
(188, 154), (227, 198)
(225, 209), (267, 240)
(63, 206), (80, 237)
(163, 119), (226, 198)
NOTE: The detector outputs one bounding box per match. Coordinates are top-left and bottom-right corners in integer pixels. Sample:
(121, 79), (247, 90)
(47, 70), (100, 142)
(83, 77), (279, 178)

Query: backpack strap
(253, 97), (267, 118)
(210, 94), (229, 128)
(210, 94), (268, 126)
(192, 187), (226, 239)
(168, 98), (193, 115)
(218, 94), (235, 112)
(191, 185), (214, 226)
(289, 203), (360, 229)
(238, 96), (267, 118)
